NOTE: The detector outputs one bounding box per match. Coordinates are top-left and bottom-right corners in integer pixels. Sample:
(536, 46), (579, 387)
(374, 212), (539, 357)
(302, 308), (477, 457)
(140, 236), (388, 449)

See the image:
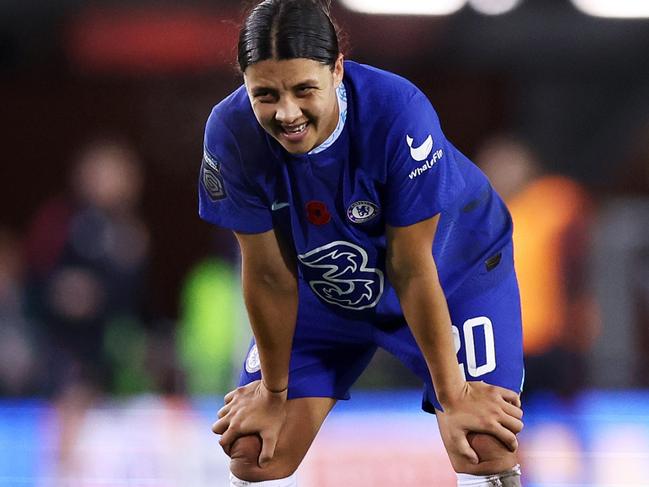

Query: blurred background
(1, 0), (648, 485)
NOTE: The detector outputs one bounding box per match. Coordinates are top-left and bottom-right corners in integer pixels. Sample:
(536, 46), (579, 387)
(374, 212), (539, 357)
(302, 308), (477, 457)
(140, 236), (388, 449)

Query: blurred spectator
(475, 135), (599, 398)
(0, 228), (40, 396)
(589, 121), (649, 388)
(23, 138), (155, 475)
(178, 251), (242, 395)
(25, 138), (152, 395)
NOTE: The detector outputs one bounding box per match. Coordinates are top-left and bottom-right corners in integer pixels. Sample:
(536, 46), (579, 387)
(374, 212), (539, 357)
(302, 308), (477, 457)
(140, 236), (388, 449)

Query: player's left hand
(211, 380), (288, 467)
(438, 381), (523, 465)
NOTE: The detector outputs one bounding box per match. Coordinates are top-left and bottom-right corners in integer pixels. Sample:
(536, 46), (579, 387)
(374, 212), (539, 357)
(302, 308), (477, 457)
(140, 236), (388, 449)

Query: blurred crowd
(0, 137), (249, 401)
(0, 138), (247, 477)
(1, 124), (648, 409)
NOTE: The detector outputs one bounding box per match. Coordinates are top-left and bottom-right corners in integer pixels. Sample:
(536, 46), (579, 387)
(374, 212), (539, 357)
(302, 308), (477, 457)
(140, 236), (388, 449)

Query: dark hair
(238, 0), (340, 72)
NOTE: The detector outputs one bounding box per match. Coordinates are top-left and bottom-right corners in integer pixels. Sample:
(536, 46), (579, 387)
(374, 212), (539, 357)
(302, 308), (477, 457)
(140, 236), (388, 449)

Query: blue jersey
(199, 61), (513, 324)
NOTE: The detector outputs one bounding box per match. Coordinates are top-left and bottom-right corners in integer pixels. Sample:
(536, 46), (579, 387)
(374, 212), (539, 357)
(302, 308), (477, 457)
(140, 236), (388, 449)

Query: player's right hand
(211, 380), (288, 468)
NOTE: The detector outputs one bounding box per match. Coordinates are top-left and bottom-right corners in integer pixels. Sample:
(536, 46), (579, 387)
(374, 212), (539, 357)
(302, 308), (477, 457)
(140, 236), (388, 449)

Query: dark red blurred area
(65, 6), (239, 74)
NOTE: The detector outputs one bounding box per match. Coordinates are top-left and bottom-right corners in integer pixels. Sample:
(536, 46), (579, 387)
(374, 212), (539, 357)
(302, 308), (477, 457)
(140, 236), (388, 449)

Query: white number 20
(451, 316), (496, 379)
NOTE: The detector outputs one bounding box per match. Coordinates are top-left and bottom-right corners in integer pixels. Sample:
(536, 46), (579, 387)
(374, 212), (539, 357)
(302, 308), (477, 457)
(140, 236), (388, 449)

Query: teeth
(285, 123), (307, 134)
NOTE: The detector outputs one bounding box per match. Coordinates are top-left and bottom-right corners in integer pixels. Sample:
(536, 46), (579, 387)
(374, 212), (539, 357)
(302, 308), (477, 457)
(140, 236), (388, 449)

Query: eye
(296, 86), (315, 96)
(253, 90), (276, 103)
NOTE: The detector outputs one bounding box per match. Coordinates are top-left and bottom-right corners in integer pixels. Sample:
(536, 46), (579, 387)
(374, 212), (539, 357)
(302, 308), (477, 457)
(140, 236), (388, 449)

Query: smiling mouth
(282, 122), (308, 135)
(278, 121), (310, 144)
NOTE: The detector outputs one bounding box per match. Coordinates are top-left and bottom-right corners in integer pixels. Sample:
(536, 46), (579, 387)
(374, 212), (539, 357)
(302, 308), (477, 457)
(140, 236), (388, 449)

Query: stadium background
(1, 0), (648, 485)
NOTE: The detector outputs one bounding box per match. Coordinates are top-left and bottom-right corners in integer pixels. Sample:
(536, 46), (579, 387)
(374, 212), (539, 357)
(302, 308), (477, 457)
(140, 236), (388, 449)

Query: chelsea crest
(347, 200), (379, 224)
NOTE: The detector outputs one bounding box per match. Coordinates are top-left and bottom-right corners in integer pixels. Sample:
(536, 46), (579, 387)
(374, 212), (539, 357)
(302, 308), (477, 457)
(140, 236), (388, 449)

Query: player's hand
(440, 381), (523, 465)
(211, 380), (288, 468)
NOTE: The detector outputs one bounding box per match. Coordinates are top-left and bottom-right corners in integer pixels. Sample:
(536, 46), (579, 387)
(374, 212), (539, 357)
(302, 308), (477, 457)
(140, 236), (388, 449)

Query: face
(244, 55), (344, 155)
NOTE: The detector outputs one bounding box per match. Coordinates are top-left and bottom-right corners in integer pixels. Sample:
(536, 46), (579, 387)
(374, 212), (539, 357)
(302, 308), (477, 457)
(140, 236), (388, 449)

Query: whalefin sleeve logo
(405, 134), (444, 181)
(298, 241), (384, 310)
(406, 134), (434, 162)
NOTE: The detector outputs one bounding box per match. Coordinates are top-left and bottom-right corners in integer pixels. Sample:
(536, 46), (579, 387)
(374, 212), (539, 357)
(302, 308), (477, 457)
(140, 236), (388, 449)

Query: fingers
(455, 435), (479, 465)
(491, 424), (519, 452)
(212, 416), (228, 435)
(219, 424), (241, 450)
(217, 404), (231, 419)
(479, 383), (521, 408)
(480, 383), (524, 425)
(212, 411), (238, 457)
(499, 388), (521, 408)
(499, 413), (524, 436)
(258, 432), (279, 468)
(501, 399), (523, 421)
(216, 390), (236, 425)
(224, 389), (236, 404)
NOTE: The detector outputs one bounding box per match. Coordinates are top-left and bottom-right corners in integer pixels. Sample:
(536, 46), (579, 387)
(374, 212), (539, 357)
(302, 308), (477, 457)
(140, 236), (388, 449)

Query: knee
(452, 433), (518, 476)
(229, 435), (298, 482)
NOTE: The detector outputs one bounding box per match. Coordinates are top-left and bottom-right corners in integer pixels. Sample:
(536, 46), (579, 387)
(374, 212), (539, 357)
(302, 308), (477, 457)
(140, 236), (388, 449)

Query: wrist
(261, 380), (288, 395)
(427, 359), (466, 408)
(435, 380), (466, 409)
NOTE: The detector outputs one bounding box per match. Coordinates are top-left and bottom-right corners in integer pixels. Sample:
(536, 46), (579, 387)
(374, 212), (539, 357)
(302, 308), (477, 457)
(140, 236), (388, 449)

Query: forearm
(241, 263), (298, 392)
(392, 266), (464, 407)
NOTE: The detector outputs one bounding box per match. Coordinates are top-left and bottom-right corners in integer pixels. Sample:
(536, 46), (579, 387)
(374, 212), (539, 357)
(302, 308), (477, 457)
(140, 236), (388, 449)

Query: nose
(275, 96), (302, 124)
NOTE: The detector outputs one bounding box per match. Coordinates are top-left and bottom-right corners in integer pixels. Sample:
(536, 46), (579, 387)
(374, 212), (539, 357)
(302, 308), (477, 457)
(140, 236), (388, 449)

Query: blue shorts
(238, 250), (524, 413)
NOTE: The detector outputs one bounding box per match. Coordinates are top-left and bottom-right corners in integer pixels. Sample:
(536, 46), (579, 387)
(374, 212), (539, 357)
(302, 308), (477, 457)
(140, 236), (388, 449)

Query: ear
(333, 53), (345, 88)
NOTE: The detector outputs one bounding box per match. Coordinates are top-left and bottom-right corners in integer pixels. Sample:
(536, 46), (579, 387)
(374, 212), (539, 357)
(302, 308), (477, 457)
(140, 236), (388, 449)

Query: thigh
(232, 293), (376, 481)
(375, 266), (524, 412)
(431, 265), (523, 475)
(239, 291), (377, 401)
(442, 267), (524, 400)
(230, 395), (336, 481)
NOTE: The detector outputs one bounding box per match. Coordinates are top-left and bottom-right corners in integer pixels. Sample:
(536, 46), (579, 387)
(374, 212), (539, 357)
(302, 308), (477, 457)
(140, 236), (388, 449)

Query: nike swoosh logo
(406, 134), (434, 162)
(271, 201), (290, 211)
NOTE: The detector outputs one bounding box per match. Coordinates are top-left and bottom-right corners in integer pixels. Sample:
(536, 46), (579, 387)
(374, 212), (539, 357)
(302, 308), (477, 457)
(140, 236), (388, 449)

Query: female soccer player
(200, 1), (525, 485)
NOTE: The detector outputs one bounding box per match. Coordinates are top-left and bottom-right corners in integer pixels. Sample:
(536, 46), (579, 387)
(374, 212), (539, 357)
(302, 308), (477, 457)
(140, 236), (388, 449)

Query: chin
(284, 145), (310, 155)
(277, 139), (314, 155)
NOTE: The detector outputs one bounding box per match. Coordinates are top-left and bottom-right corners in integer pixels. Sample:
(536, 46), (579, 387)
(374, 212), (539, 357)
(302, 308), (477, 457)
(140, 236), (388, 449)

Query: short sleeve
(384, 92), (465, 227)
(198, 110), (273, 234)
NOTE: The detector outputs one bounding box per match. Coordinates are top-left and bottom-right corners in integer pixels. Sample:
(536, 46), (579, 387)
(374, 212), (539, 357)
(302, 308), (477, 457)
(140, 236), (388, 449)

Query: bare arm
(387, 215), (523, 464)
(386, 215), (463, 403)
(236, 229), (298, 392)
(213, 228), (298, 466)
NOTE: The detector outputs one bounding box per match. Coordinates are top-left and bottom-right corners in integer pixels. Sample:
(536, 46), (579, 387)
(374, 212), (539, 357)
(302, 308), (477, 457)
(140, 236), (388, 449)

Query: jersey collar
(308, 82), (348, 156)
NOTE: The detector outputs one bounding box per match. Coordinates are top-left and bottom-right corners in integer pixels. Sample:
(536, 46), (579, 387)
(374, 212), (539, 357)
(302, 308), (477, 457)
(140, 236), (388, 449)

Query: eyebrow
(251, 87), (275, 95)
(250, 79), (320, 94)
(294, 79), (319, 87)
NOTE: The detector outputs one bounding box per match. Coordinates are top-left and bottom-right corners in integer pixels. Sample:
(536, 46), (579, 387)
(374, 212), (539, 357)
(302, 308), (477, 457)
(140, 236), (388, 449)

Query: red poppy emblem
(305, 200), (331, 225)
